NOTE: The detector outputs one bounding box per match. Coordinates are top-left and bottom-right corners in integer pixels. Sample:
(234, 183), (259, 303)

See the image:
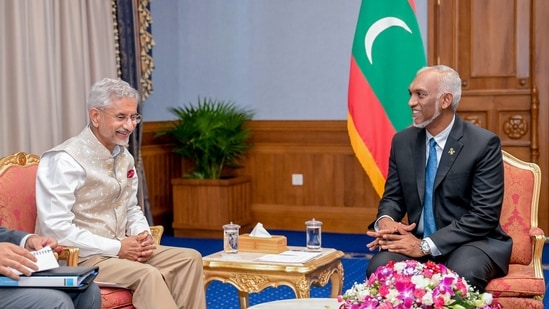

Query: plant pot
(171, 175), (252, 238)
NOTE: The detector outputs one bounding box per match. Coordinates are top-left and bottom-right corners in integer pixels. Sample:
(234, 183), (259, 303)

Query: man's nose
(408, 96), (417, 107)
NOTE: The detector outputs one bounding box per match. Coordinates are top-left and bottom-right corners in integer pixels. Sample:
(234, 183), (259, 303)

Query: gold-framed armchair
(0, 151), (77, 263)
(484, 150), (545, 308)
(0, 152), (164, 309)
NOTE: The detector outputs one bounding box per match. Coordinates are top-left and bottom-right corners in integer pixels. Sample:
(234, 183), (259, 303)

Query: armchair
(484, 150), (545, 308)
(0, 152), (164, 309)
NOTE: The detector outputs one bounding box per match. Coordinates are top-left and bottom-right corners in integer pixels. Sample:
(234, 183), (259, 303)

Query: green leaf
(155, 97), (254, 179)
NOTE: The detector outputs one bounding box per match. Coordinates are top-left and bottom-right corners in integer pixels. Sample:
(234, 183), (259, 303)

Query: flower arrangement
(338, 260), (502, 309)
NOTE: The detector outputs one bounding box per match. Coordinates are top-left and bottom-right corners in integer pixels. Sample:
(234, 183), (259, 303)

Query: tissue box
(239, 234), (288, 253)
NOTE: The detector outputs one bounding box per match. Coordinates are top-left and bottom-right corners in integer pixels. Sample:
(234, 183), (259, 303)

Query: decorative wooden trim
(530, 86), (539, 162)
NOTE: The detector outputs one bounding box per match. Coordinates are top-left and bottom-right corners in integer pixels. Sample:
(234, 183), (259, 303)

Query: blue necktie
(423, 138), (438, 237)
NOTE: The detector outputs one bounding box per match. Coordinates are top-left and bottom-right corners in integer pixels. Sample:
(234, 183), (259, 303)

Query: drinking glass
(223, 222), (240, 253)
(305, 218), (322, 251)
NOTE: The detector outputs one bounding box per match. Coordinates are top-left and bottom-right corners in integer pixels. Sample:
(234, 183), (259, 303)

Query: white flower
(393, 261), (407, 272)
(356, 288), (371, 302)
(481, 292), (493, 304)
(421, 291), (435, 306)
(386, 288), (401, 305)
(411, 274), (430, 289)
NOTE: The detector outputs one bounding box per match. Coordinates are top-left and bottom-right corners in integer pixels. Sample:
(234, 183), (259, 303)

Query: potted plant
(156, 98), (254, 238)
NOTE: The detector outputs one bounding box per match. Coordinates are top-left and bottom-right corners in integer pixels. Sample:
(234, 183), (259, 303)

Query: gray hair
(86, 78), (140, 110)
(417, 65), (462, 111)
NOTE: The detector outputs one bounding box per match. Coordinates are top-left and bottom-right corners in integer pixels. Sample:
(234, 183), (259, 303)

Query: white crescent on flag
(364, 17), (413, 64)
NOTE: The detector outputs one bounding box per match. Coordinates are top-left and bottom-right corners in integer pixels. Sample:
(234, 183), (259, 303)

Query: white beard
(413, 104), (441, 129)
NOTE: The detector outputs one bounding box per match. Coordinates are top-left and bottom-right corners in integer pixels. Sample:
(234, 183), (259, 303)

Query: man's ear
(441, 93), (453, 109)
(89, 108), (101, 128)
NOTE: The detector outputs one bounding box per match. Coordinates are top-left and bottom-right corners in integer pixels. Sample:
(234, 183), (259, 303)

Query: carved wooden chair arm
(531, 234), (545, 280)
(55, 246), (80, 266)
(150, 225), (164, 245)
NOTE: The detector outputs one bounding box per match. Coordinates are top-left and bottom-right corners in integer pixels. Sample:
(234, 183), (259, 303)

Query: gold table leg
(238, 290), (249, 308)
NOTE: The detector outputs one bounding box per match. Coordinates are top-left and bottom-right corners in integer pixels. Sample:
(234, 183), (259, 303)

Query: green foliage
(156, 98), (254, 179)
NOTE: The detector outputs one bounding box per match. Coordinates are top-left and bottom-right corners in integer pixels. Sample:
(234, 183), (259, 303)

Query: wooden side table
(202, 247), (344, 309)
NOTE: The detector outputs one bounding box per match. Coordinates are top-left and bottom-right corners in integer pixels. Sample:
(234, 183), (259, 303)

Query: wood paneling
(240, 121), (379, 233)
(533, 0), (549, 235)
(141, 123), (181, 230)
(429, 0), (535, 163)
(430, 0), (531, 90)
(458, 90), (533, 151)
(142, 120), (380, 235)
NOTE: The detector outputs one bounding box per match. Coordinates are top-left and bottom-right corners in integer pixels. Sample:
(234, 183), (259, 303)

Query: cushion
(0, 164), (38, 233)
(485, 264), (545, 297)
(500, 162), (534, 265)
(100, 287), (134, 309)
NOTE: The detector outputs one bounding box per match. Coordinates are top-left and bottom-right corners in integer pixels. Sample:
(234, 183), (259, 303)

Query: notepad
(255, 250), (323, 264)
(10, 246), (60, 275)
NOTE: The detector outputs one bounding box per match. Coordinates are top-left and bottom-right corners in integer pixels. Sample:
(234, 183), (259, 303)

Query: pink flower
(379, 285), (390, 297)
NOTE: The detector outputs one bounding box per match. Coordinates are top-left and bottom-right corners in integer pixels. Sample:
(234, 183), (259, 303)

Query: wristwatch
(419, 239), (431, 256)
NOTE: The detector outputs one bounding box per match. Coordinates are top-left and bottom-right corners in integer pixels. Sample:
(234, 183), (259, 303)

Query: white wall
(144, 0), (428, 121)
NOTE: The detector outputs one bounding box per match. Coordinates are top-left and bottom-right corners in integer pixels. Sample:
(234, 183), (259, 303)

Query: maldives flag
(348, 0), (426, 197)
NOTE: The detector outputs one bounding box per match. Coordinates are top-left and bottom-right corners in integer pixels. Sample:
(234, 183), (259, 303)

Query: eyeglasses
(98, 108), (142, 124)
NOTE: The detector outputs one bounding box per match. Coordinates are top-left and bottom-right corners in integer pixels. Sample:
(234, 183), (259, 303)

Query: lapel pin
(448, 148), (455, 155)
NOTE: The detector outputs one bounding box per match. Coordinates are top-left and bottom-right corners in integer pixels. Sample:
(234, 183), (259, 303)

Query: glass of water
(305, 218), (322, 251)
(223, 222), (240, 253)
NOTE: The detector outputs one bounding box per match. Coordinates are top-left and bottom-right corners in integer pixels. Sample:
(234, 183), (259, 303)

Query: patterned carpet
(161, 230), (549, 309)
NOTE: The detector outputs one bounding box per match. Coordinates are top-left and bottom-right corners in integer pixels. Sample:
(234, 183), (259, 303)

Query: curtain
(0, 0), (154, 224)
(113, 0), (155, 224)
(0, 0), (117, 157)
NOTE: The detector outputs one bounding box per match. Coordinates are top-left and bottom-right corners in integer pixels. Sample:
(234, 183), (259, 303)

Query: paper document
(10, 246), (59, 275)
(255, 250), (322, 264)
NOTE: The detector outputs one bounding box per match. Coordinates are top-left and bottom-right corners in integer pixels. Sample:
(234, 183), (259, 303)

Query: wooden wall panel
(533, 0), (549, 236)
(431, 0), (531, 90)
(470, 0), (515, 76)
(429, 0), (537, 162)
(238, 121), (380, 233)
(141, 123), (182, 230)
(142, 120), (380, 235)
(458, 90), (533, 153)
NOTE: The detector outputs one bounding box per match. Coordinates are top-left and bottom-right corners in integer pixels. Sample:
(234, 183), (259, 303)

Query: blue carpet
(161, 231), (549, 309)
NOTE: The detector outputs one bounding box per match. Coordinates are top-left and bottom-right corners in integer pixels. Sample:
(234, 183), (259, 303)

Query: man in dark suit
(366, 65), (512, 291)
(0, 226), (101, 308)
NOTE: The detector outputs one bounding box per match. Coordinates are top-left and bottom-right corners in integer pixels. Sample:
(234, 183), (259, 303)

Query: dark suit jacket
(0, 226), (26, 245)
(370, 115), (512, 274)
